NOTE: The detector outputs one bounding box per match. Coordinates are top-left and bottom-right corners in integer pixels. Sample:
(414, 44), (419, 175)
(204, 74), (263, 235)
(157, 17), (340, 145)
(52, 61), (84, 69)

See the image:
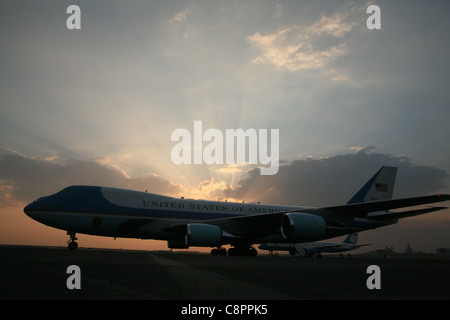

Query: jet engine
(281, 212), (326, 242)
(185, 223), (222, 247)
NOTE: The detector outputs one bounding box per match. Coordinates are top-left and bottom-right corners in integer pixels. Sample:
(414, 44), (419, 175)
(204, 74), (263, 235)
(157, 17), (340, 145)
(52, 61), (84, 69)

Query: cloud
(274, 3), (283, 18)
(248, 27), (349, 72)
(93, 156), (111, 165)
(170, 8), (190, 24)
(305, 11), (357, 38)
(0, 153), (184, 205)
(216, 163), (249, 174)
(247, 4), (361, 72)
(185, 178), (234, 201)
(223, 148), (449, 206)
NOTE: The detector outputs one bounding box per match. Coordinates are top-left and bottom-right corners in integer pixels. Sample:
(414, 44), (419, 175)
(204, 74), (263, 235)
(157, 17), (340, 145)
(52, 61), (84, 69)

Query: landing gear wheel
(68, 241), (78, 250)
(227, 247), (236, 256)
(248, 247), (258, 257)
(67, 232), (78, 250)
(211, 247), (228, 256)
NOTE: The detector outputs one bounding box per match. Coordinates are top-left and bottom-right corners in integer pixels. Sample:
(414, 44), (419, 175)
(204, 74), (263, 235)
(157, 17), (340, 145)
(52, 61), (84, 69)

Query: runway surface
(1, 245), (449, 300)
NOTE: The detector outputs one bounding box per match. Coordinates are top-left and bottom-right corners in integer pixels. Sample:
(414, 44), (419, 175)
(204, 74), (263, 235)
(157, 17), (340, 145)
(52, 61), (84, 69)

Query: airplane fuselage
(24, 185), (314, 246)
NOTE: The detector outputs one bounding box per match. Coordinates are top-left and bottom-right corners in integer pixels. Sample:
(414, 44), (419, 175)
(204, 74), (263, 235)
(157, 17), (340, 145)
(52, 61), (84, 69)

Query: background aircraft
(259, 232), (369, 257)
(24, 166), (449, 256)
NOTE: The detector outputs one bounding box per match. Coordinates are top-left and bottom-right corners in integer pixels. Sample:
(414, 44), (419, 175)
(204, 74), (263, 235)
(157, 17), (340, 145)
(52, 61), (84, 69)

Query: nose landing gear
(67, 232), (78, 250)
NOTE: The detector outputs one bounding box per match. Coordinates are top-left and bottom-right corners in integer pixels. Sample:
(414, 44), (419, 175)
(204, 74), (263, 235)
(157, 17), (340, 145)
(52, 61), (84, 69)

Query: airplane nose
(23, 195), (57, 226)
(24, 201), (37, 215)
(24, 200), (41, 218)
(23, 196), (51, 217)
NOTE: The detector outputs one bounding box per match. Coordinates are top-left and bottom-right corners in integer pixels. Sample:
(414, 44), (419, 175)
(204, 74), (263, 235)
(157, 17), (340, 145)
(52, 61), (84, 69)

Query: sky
(0, 0), (449, 253)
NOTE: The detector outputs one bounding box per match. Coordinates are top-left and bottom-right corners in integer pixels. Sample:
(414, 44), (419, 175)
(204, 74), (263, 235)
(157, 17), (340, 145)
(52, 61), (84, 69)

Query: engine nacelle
(185, 223), (222, 247)
(281, 212), (326, 242)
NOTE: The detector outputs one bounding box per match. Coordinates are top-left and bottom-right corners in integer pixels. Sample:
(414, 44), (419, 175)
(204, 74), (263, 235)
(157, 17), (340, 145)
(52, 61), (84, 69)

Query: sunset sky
(1, 0), (449, 253)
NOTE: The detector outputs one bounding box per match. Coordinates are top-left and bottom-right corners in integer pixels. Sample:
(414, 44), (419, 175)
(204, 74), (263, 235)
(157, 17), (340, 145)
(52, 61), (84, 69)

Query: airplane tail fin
(343, 233), (358, 244)
(347, 166), (397, 204)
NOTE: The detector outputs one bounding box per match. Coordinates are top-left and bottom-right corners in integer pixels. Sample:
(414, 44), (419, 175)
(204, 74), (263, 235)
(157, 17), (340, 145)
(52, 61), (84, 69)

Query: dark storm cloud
(0, 153), (182, 205)
(224, 148), (449, 206)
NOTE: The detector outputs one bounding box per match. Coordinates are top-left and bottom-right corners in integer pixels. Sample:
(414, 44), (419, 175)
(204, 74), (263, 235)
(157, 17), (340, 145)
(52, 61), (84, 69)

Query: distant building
(374, 246), (395, 257)
(405, 244), (413, 254)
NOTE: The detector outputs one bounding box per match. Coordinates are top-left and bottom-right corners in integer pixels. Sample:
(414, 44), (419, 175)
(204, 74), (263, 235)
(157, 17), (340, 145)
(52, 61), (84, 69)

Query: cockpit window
(62, 187), (72, 192)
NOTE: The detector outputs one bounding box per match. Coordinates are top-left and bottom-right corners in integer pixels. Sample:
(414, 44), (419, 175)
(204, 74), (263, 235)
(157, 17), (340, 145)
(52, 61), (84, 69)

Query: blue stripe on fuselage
(25, 186), (243, 221)
(26, 186), (113, 213)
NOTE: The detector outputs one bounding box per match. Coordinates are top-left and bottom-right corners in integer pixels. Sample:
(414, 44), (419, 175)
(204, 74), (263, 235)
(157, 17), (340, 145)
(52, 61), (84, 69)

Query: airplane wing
(318, 194), (450, 226)
(322, 194), (449, 216)
(164, 194), (449, 237)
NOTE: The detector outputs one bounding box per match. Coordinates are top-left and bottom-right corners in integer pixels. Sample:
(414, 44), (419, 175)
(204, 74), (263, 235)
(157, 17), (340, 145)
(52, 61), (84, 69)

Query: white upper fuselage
(24, 185), (311, 244)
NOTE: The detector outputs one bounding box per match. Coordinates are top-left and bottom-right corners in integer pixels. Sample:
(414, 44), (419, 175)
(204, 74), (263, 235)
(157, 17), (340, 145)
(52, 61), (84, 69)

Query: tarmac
(1, 245), (449, 301)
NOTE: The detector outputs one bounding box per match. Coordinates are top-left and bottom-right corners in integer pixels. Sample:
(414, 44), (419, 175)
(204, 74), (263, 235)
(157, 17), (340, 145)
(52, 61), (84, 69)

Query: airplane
(23, 166), (449, 256)
(258, 232), (370, 257)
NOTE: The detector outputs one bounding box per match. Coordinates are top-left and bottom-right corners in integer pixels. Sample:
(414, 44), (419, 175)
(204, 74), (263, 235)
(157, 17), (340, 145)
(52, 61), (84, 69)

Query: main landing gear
(210, 246), (258, 257)
(211, 247), (227, 256)
(67, 232), (78, 250)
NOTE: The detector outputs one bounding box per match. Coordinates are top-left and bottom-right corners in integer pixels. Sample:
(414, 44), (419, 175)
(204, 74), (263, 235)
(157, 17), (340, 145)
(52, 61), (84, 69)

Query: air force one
(258, 233), (369, 257)
(24, 166), (449, 256)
